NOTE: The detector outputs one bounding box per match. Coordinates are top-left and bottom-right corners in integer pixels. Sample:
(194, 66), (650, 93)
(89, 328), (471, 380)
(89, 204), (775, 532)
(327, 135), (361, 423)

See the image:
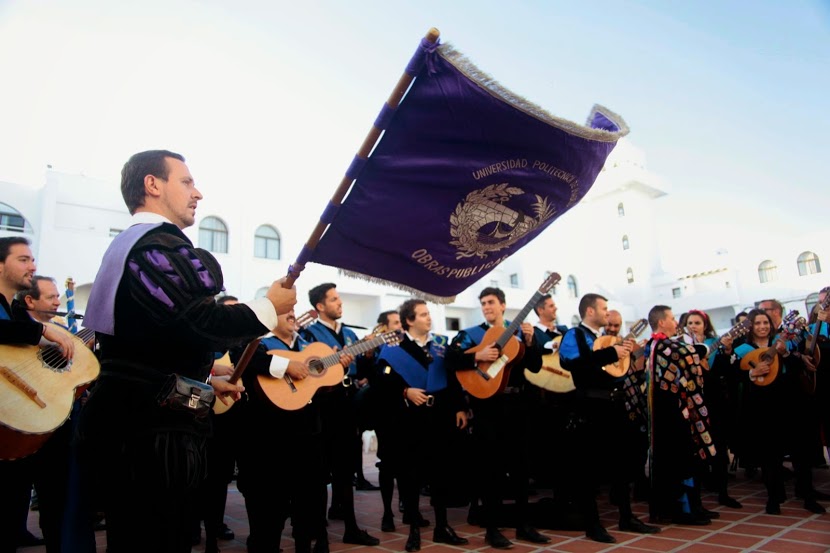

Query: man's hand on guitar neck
(42, 325), (75, 360)
(520, 323), (534, 346)
(475, 343), (500, 362)
(211, 377), (245, 405)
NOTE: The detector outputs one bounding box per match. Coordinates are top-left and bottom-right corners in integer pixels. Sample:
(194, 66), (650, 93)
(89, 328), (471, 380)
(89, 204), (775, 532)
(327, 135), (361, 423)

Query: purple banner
(310, 43), (628, 301)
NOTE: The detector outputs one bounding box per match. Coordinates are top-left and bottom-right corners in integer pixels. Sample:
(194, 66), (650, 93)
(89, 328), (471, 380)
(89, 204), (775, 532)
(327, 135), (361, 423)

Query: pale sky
(2, 0), (828, 247)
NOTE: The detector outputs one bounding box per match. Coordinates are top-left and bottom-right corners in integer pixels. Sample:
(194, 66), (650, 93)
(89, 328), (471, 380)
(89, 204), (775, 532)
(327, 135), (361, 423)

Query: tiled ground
(25, 453), (830, 553)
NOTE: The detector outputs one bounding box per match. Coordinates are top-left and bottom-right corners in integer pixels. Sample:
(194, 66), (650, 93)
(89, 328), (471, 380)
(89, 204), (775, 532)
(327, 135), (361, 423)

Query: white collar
(131, 212), (174, 226)
(318, 317), (342, 334)
(406, 331), (431, 347)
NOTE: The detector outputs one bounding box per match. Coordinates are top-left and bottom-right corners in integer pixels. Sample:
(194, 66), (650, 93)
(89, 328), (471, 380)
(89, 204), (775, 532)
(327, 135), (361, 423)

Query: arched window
(0, 202), (31, 232)
(617, 202), (625, 217)
(626, 267), (634, 284)
(254, 225), (281, 260)
(758, 260), (777, 283)
(622, 235), (630, 250)
(567, 275), (578, 298)
(797, 251), (822, 276)
(199, 216), (228, 253)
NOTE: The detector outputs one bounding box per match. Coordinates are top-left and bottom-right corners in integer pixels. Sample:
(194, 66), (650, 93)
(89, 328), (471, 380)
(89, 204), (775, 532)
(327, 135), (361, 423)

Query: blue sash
(380, 335), (449, 393)
(262, 334), (310, 352)
(0, 304), (10, 320)
(304, 322), (358, 375)
(809, 321), (829, 339)
(733, 343), (756, 360)
(84, 222), (163, 335)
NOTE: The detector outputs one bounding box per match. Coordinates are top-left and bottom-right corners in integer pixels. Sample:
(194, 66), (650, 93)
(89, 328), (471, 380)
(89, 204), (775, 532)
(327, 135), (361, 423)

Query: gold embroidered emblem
(449, 183), (554, 259)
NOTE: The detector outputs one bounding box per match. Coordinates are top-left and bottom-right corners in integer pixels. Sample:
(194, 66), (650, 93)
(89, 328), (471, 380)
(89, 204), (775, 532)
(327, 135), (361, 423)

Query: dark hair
(648, 305), (672, 330)
(15, 275), (56, 303)
(746, 308), (773, 343)
(0, 236), (30, 263)
(578, 293), (607, 318)
(308, 283), (336, 310)
(687, 309), (716, 339)
(121, 150), (185, 214)
(398, 299), (426, 331)
(217, 295), (238, 305)
(479, 287), (505, 304)
(377, 310), (398, 326)
(533, 294), (552, 316)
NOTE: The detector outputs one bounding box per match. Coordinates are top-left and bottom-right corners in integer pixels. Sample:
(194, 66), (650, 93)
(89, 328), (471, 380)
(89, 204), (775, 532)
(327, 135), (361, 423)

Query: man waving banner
(298, 28), (628, 302)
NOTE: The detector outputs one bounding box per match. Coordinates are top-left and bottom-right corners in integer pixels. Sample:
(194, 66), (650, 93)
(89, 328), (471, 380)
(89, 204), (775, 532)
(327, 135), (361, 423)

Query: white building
(1, 140), (825, 335)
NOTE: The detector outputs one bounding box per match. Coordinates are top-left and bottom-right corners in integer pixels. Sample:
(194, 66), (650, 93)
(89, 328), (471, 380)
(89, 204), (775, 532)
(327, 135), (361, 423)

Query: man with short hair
(375, 299), (469, 551)
(448, 287), (549, 549)
(79, 150), (297, 553)
(645, 305), (715, 525)
(559, 294), (657, 543)
(605, 309), (623, 337)
(377, 310), (402, 332)
(17, 275), (62, 323)
(301, 283), (379, 550)
(0, 239), (76, 553)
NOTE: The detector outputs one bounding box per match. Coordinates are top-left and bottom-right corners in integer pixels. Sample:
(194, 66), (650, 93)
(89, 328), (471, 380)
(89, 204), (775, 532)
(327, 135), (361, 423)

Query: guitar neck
(321, 334), (391, 368)
(496, 291), (543, 349)
(75, 327), (96, 343)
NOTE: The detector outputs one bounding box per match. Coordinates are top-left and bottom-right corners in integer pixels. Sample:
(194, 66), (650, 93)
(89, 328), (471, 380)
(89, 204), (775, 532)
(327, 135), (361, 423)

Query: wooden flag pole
(230, 28), (441, 385)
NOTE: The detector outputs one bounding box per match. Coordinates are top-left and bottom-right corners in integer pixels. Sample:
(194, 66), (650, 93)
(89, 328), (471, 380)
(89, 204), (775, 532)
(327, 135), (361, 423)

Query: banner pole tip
(427, 28), (440, 42)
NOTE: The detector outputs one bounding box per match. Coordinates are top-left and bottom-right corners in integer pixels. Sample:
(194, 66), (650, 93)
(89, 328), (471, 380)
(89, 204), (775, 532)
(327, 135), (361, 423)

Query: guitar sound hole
(38, 347), (71, 372)
(308, 359), (325, 376)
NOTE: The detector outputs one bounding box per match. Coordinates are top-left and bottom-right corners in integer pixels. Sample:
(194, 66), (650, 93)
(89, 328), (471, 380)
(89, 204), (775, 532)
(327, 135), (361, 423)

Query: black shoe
(766, 501), (781, 515)
(381, 513), (395, 532)
(219, 523), (235, 540)
(484, 528), (513, 549)
(516, 525), (549, 544)
(205, 539), (220, 553)
(619, 517), (660, 534)
(327, 505), (344, 521)
(804, 499), (827, 514)
(402, 512), (430, 527)
(342, 529), (380, 546)
(671, 513), (712, 526)
(432, 525), (468, 546)
(718, 494), (743, 509)
(698, 508), (720, 519)
(356, 478), (381, 491)
(17, 530), (45, 547)
(405, 527), (421, 552)
(585, 524), (616, 544)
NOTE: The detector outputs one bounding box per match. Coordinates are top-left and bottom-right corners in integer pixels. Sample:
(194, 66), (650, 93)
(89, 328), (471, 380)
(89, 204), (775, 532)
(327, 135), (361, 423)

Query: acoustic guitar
(212, 309), (318, 415)
(0, 324), (100, 460)
(456, 272), (561, 399)
(260, 329), (402, 410)
(592, 319), (649, 377)
(740, 311), (806, 387)
(523, 335), (576, 393)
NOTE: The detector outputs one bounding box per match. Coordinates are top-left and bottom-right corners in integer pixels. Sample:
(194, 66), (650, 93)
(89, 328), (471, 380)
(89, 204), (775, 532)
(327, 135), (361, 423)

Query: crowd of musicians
(1, 150), (829, 553)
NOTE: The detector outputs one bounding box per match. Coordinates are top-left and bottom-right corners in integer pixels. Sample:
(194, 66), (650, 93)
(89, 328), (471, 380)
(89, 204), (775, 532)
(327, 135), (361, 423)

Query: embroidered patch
(660, 381), (669, 391)
(671, 352), (680, 361)
(670, 383), (678, 393)
(701, 431), (712, 444)
(699, 406), (708, 417)
(686, 381), (696, 392)
(384, 366), (392, 375)
(692, 393), (703, 405)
